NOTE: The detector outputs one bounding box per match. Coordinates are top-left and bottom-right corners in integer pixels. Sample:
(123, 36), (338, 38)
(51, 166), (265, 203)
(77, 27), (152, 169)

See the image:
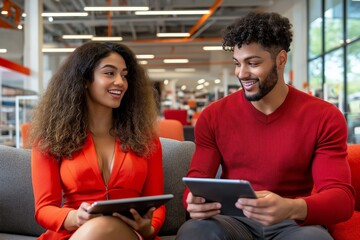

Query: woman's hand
(235, 191), (307, 226)
(113, 207), (155, 239)
(186, 192), (221, 220)
(64, 202), (102, 231)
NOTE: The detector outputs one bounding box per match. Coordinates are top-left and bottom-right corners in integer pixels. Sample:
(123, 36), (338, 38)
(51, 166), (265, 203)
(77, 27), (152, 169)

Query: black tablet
(87, 194), (174, 217)
(182, 177), (256, 217)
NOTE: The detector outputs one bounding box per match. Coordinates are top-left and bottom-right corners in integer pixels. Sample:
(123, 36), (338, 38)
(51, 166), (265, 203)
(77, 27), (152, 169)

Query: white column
(223, 68), (229, 96)
(23, 0), (43, 93)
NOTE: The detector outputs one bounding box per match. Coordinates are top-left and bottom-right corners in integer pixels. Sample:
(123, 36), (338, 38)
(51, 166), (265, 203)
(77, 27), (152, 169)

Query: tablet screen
(183, 177), (256, 216)
(87, 194), (174, 217)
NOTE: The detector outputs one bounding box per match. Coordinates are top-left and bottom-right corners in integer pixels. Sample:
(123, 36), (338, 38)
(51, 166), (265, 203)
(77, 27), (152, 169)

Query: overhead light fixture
(42, 12), (89, 17)
(157, 33), (190, 37)
(62, 35), (94, 39)
(0, 49), (8, 53)
(135, 10), (210, 15)
(148, 69), (166, 73)
(42, 48), (76, 53)
(84, 6), (149, 11)
(175, 68), (195, 72)
(1, 0), (10, 15)
(197, 79), (206, 84)
(214, 79), (221, 84)
(163, 59), (189, 63)
(138, 60), (148, 65)
(203, 46), (223, 51)
(92, 36), (123, 41)
(136, 54), (155, 59)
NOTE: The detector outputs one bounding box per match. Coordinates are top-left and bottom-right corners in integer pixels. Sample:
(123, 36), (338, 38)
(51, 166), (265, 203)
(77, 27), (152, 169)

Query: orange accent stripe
(0, 57), (30, 75)
(187, 0), (223, 37)
(0, 17), (16, 28)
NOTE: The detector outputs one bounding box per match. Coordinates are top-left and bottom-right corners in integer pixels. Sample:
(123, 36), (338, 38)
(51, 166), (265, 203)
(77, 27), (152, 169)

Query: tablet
(87, 194), (174, 217)
(182, 177), (256, 217)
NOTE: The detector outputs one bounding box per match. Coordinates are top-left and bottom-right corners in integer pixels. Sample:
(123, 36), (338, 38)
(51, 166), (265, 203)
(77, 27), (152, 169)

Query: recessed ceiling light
(42, 12), (89, 17)
(163, 59), (189, 63)
(203, 46), (223, 51)
(135, 10), (210, 15)
(84, 6), (149, 11)
(92, 36), (123, 41)
(157, 33), (190, 37)
(62, 35), (93, 39)
(148, 69), (166, 73)
(136, 54), (155, 59)
(0, 49), (8, 53)
(175, 68), (195, 72)
(42, 48), (76, 53)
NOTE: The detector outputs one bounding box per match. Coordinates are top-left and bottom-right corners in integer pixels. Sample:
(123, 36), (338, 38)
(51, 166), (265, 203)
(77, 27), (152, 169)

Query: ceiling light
(135, 10), (210, 15)
(214, 79), (221, 84)
(138, 60), (148, 65)
(84, 6), (149, 11)
(196, 85), (204, 90)
(92, 36), (123, 41)
(163, 59), (189, 63)
(175, 68), (195, 72)
(203, 46), (223, 51)
(17, 24), (22, 29)
(181, 85), (187, 90)
(62, 35), (93, 39)
(148, 69), (166, 73)
(136, 54), (155, 59)
(42, 48), (76, 53)
(0, 49), (8, 53)
(197, 79), (206, 84)
(204, 82), (210, 86)
(42, 12), (89, 17)
(157, 33), (190, 37)
(22, 13), (26, 17)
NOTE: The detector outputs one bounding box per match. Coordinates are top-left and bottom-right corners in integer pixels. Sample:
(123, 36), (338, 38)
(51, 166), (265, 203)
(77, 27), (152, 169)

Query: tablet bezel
(87, 194), (174, 217)
(182, 177), (256, 216)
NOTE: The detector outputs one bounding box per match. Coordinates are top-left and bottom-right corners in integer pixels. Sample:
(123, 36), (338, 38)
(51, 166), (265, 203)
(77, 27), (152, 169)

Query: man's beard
(240, 64), (278, 102)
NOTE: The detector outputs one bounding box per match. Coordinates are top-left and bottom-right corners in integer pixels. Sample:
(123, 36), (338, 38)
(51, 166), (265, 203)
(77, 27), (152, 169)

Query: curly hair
(30, 42), (159, 159)
(222, 12), (293, 55)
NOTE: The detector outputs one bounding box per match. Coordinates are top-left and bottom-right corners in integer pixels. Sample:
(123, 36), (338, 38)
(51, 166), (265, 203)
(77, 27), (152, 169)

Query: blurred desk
(0, 124), (16, 146)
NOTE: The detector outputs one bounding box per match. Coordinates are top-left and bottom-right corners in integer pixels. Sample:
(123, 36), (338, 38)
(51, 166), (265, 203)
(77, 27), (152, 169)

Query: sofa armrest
(158, 138), (195, 236)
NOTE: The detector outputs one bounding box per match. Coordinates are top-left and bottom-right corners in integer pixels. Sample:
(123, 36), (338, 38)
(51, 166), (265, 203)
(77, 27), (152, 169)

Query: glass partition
(324, 0), (344, 52)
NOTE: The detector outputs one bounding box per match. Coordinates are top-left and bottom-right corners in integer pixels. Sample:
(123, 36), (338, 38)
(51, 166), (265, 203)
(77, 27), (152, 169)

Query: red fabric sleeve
(141, 138), (166, 235)
(31, 146), (73, 232)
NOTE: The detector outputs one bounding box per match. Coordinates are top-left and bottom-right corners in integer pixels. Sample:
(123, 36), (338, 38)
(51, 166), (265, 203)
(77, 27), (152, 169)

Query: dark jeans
(175, 215), (333, 240)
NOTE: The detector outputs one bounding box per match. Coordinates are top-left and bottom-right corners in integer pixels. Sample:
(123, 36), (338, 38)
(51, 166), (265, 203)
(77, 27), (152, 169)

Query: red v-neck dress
(32, 135), (165, 240)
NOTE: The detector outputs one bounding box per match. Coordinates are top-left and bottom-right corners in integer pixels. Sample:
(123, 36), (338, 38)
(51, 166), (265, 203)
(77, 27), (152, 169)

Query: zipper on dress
(105, 184), (109, 200)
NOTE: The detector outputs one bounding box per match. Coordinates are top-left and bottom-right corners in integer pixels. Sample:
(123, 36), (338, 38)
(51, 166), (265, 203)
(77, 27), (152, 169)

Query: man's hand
(235, 191), (307, 226)
(186, 192), (221, 219)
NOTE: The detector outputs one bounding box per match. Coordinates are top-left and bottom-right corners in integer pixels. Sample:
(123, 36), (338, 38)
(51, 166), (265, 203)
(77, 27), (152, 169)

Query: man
(176, 12), (354, 240)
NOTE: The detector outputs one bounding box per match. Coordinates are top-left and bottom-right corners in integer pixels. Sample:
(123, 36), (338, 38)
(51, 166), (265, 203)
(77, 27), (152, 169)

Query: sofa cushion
(0, 145), (45, 236)
(329, 210), (360, 240)
(347, 144), (360, 211)
(159, 138), (195, 236)
(0, 233), (37, 240)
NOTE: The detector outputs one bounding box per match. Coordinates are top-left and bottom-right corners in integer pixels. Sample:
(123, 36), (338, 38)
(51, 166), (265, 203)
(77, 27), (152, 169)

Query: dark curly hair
(30, 42), (159, 159)
(222, 12), (293, 55)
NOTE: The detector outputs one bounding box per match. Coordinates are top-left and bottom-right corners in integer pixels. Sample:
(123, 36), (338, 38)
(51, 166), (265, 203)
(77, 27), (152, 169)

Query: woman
(30, 42), (164, 240)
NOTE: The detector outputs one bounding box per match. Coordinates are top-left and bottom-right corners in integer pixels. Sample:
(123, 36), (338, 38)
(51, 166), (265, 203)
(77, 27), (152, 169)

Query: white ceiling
(8, 0), (279, 92)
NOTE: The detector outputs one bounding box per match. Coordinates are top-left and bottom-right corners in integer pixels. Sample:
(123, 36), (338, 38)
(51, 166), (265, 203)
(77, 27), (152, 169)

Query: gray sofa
(0, 138), (195, 240)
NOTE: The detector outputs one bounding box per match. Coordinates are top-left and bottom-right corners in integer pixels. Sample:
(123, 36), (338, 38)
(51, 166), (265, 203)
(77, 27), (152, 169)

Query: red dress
(32, 135), (165, 239)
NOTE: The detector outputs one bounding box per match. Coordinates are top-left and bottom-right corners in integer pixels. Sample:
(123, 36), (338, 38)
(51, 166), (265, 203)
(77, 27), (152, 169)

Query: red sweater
(185, 86), (355, 226)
